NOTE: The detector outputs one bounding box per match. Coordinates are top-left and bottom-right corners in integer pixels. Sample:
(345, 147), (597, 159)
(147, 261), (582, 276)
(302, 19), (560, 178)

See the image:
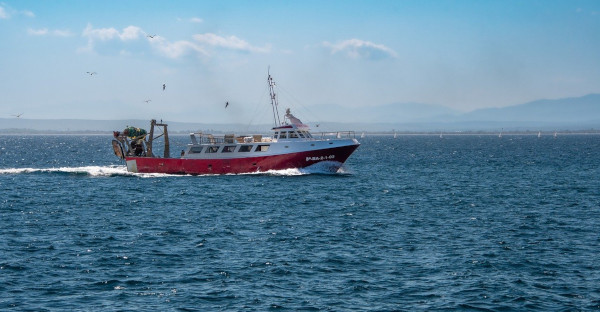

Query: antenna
(267, 67), (282, 127)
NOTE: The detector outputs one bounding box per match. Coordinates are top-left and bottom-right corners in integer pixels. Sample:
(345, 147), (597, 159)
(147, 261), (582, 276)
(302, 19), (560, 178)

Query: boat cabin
(272, 123), (313, 140)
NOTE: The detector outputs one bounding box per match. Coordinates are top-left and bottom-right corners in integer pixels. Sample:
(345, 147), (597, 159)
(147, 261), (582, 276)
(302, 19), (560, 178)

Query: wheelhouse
(273, 129), (313, 140)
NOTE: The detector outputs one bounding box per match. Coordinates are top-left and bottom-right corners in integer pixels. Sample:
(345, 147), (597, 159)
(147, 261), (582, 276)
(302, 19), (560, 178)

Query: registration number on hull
(306, 155), (335, 162)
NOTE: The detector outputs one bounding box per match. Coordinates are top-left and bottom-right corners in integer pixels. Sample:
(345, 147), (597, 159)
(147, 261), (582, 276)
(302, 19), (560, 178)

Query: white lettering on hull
(306, 155), (335, 162)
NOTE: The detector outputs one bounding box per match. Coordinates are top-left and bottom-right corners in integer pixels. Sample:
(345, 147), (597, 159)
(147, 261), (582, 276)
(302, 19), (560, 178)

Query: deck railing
(189, 131), (356, 145)
(189, 133), (273, 145)
(316, 131), (356, 139)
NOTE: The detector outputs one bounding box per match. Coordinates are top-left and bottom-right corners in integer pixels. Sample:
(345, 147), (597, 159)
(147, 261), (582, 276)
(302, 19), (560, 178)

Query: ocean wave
(303, 161), (351, 175)
(257, 168), (306, 176)
(0, 165), (132, 177)
(247, 161), (349, 176)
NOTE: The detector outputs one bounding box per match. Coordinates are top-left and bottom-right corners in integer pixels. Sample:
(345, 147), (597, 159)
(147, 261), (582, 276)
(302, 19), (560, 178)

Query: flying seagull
(147, 34), (156, 39)
(163, 84), (166, 91)
(86, 72), (97, 76)
(12, 113), (23, 118)
(225, 101), (229, 108)
(144, 99), (152, 104)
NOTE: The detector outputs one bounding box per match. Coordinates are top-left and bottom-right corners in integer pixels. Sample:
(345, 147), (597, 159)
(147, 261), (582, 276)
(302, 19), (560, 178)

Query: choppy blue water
(1, 134), (599, 311)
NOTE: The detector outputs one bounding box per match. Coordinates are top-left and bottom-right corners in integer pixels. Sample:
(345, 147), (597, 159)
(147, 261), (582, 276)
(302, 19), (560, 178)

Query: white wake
(0, 161), (351, 177)
(0, 165), (132, 177)
(258, 161), (350, 176)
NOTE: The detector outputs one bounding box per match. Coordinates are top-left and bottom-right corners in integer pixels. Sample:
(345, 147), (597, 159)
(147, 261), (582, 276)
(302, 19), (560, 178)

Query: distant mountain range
(308, 93), (600, 131)
(1, 94), (599, 133)
(457, 93), (600, 123)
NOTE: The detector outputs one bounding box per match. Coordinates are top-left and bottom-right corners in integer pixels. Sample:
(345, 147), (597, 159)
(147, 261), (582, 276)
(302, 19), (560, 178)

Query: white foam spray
(0, 165), (131, 177)
(0, 161), (351, 177)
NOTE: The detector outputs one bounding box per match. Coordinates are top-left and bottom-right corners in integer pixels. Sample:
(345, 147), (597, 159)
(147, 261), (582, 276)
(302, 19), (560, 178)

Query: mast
(147, 119), (155, 156)
(147, 119), (170, 158)
(268, 69), (282, 127)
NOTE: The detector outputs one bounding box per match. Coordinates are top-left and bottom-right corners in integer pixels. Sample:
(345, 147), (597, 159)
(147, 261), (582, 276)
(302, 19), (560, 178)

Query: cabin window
(255, 145), (270, 152)
(206, 146), (219, 153)
(279, 132), (287, 139)
(297, 132), (305, 138)
(222, 146), (236, 153)
(190, 146), (203, 153)
(239, 145), (252, 152)
(290, 131), (299, 138)
(273, 131), (279, 138)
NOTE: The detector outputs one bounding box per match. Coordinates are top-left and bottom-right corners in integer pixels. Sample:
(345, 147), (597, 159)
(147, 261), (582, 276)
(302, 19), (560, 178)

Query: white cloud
(121, 25), (142, 40)
(28, 28), (73, 37)
(323, 39), (397, 60)
(82, 24), (119, 41)
(0, 6), (9, 19)
(177, 17), (204, 23)
(193, 33), (270, 53)
(28, 28), (48, 36)
(53, 29), (73, 37)
(0, 5), (35, 19)
(148, 37), (208, 59)
(80, 24), (143, 53)
(22, 10), (34, 17)
(82, 23), (142, 41)
(78, 24), (267, 59)
(148, 33), (269, 59)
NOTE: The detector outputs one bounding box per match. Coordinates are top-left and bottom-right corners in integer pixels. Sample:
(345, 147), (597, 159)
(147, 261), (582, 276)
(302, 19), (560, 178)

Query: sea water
(1, 134), (599, 311)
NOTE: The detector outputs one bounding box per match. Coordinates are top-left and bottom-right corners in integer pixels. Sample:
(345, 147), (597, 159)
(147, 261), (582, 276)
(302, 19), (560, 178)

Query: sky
(1, 0), (599, 124)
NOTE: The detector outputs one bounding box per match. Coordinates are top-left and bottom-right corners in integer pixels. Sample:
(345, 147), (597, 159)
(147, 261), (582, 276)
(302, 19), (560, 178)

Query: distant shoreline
(1, 130), (599, 136)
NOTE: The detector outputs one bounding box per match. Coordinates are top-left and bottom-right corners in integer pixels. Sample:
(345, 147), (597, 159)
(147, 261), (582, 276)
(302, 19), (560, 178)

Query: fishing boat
(111, 73), (360, 174)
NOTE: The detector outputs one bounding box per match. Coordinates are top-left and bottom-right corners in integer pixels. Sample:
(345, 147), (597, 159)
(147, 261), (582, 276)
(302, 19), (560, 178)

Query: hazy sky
(1, 0), (599, 123)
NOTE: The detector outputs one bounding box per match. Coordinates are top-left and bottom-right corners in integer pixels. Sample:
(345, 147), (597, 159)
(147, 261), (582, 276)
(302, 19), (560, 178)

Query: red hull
(126, 144), (359, 175)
